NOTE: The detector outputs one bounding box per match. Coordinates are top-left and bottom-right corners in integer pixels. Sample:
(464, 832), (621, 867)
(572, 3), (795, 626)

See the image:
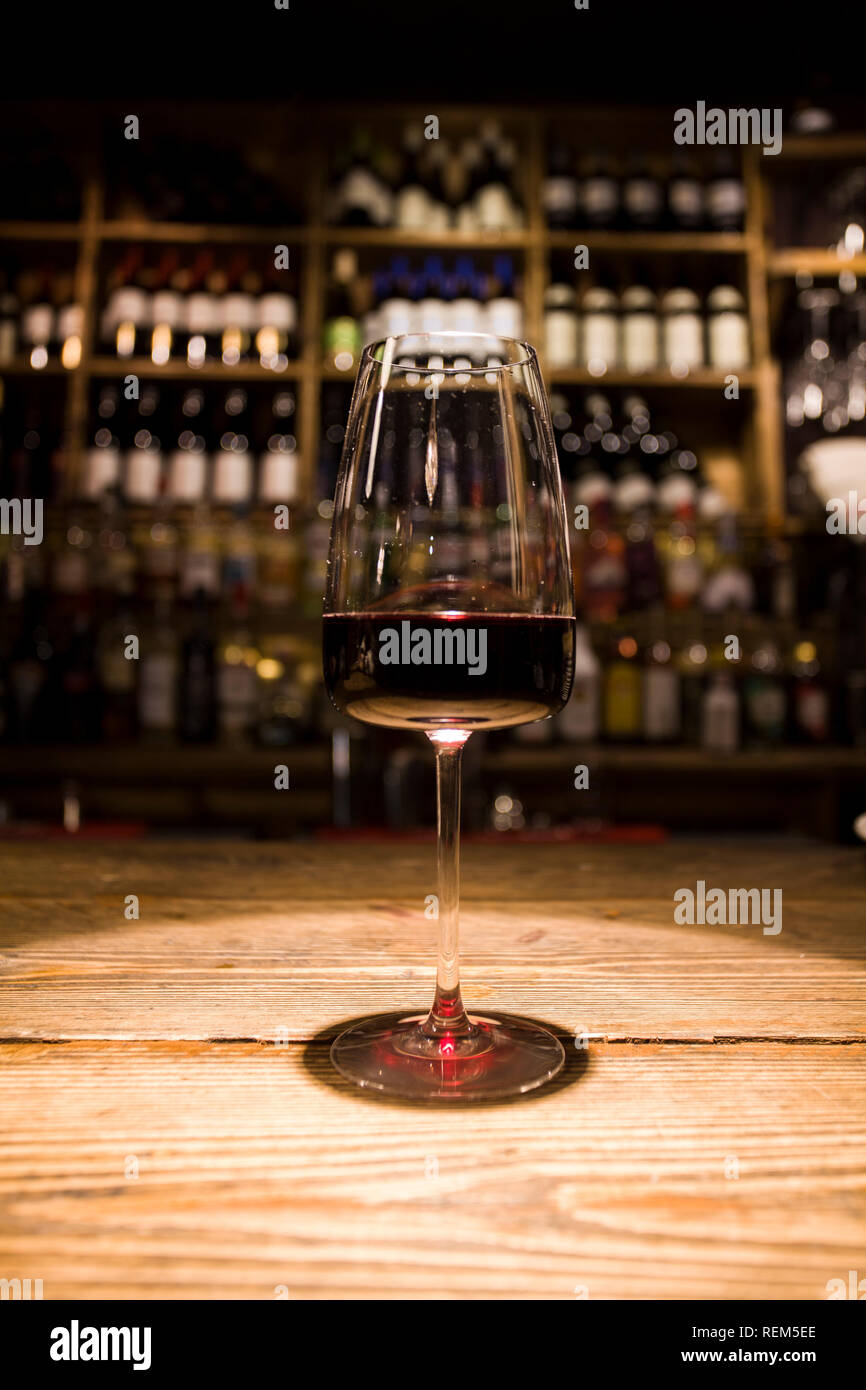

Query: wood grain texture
(0, 842), (863, 1042)
(0, 840), (864, 1299)
(0, 1040), (863, 1300)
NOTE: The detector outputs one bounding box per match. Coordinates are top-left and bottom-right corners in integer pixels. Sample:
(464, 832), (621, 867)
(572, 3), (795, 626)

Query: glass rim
(360, 331), (537, 374)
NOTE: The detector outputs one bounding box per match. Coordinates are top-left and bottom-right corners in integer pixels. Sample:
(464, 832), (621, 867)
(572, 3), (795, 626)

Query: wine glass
(323, 332), (575, 1100)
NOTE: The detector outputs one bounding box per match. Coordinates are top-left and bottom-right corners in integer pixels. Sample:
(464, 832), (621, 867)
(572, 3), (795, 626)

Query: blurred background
(2, 61), (866, 842)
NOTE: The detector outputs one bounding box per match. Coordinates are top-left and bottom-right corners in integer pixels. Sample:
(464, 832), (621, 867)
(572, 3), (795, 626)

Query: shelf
(88, 356), (309, 381)
(0, 221), (84, 241)
(319, 227), (531, 250)
(769, 249), (866, 277)
(545, 367), (756, 389)
(487, 745), (866, 777)
(774, 134), (866, 161)
(546, 230), (749, 254)
(96, 221), (310, 244)
(0, 358), (77, 377)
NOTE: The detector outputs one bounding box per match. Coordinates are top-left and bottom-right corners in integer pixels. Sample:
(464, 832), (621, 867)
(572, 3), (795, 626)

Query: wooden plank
(0, 1040), (862, 1300)
(0, 843), (863, 1042)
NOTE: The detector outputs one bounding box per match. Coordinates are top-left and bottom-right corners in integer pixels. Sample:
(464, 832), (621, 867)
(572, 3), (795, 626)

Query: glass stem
(424, 733), (472, 1038)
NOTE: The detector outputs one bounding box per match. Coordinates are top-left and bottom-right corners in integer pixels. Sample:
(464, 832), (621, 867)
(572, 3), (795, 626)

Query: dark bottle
(580, 149), (620, 230)
(543, 141), (579, 228)
(667, 152), (705, 230)
(706, 151), (746, 231)
(622, 152), (663, 230)
(178, 587), (217, 743)
(59, 607), (102, 744)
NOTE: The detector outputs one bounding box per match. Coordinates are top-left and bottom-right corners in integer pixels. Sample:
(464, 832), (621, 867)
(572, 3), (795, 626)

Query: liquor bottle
(178, 587), (217, 743)
(657, 461), (703, 611)
(620, 275), (660, 372)
(543, 284), (579, 368)
(256, 273), (298, 367)
(660, 286), (705, 373)
(379, 256), (414, 338)
(335, 129), (393, 227)
(52, 273), (84, 370)
(614, 450), (661, 610)
(147, 249), (182, 367)
(580, 149), (620, 230)
(742, 622), (787, 746)
(167, 388), (209, 504)
(543, 141), (579, 228)
(451, 255), (484, 347)
(138, 599), (178, 742)
(259, 389), (301, 506)
(178, 503), (220, 602)
(676, 630), (709, 744)
(212, 387), (253, 507)
(221, 253), (256, 367)
(790, 638), (831, 744)
(454, 138), (483, 232)
(183, 252), (219, 368)
(622, 152), (663, 229)
(707, 285), (750, 368)
(603, 630), (642, 740)
(557, 623), (600, 740)
(701, 672), (740, 753)
(424, 140), (452, 231)
(123, 384), (164, 504)
(0, 270), (18, 365)
(486, 255), (522, 339)
(643, 633), (681, 742)
(474, 122), (521, 231)
(323, 248), (362, 371)
(97, 570), (139, 742)
(667, 152), (704, 230)
(581, 281), (619, 372)
(573, 455), (627, 622)
(217, 581), (258, 744)
(706, 151), (746, 232)
(19, 273), (53, 370)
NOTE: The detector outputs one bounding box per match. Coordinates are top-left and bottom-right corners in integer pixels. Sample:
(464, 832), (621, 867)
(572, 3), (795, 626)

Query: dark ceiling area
(7, 0), (866, 107)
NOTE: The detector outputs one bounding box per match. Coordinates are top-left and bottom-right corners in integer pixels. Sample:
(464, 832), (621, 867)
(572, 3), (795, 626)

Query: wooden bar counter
(0, 838), (864, 1300)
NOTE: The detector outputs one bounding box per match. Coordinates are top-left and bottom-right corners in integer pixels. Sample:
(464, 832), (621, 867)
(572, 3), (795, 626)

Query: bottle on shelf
(558, 623), (601, 741)
(706, 151), (746, 232)
(707, 284), (750, 369)
(323, 248), (363, 371)
(667, 152), (704, 230)
(620, 272), (660, 373)
(643, 631), (681, 743)
(580, 149), (620, 230)
(543, 141), (579, 228)
(137, 597), (178, 743)
(543, 283), (579, 368)
(622, 152), (663, 230)
(581, 279), (619, 373)
(334, 129), (393, 228)
(178, 587), (217, 743)
(603, 629), (642, 740)
(660, 285), (705, 374)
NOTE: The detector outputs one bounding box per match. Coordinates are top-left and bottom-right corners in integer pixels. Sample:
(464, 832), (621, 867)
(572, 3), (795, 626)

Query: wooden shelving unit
(2, 108), (864, 524)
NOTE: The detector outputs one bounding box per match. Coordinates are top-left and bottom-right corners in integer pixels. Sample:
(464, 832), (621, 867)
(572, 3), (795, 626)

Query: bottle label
(663, 315), (704, 368)
(624, 178), (662, 220)
(542, 176), (578, 218)
(670, 180), (703, 220)
(139, 653), (176, 730)
(707, 179), (745, 220)
(582, 177), (618, 220)
(708, 313), (750, 368)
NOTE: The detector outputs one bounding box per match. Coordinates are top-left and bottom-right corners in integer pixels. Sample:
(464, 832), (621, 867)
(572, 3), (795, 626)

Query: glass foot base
(330, 1011), (565, 1101)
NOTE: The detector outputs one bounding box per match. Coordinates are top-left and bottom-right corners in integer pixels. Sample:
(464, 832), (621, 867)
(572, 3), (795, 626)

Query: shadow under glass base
(330, 1011), (565, 1101)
